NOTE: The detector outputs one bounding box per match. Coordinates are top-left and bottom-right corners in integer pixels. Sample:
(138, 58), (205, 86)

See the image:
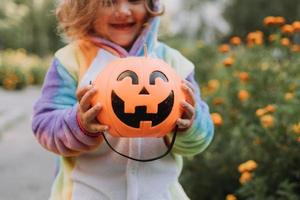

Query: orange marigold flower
(260, 114), (275, 128)
(238, 160), (258, 173)
(238, 163), (247, 173)
(238, 90), (250, 102)
(274, 16), (286, 25)
(223, 57), (234, 67)
(3, 74), (19, 90)
(213, 97), (225, 106)
(239, 171), (252, 184)
(230, 36), (242, 45)
(291, 44), (300, 52)
(292, 122), (300, 134)
(281, 24), (294, 35)
(226, 194), (238, 200)
(256, 108), (267, 117)
(268, 34), (277, 42)
(244, 160), (258, 171)
(238, 72), (249, 83)
(247, 31), (264, 46)
(207, 79), (220, 92)
(285, 92), (294, 101)
(292, 21), (300, 32)
(256, 105), (276, 115)
(218, 44), (230, 53)
(263, 16), (276, 26)
(211, 113), (223, 127)
(280, 38), (290, 46)
(297, 137), (300, 143)
(265, 105), (276, 113)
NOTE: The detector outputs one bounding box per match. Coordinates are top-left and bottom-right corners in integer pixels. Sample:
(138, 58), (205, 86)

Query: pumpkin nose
(139, 87), (149, 95)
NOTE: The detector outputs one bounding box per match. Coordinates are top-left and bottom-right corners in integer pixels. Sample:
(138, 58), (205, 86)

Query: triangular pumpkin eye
(149, 71), (168, 85)
(117, 70), (138, 84)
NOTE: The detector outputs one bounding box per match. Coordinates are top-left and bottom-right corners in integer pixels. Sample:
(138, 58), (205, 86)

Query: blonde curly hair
(56, 0), (164, 40)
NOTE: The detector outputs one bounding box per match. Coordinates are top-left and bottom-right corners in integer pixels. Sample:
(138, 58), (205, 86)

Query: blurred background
(0, 0), (300, 199)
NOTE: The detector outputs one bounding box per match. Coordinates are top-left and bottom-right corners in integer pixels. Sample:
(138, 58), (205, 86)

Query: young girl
(32, 0), (214, 199)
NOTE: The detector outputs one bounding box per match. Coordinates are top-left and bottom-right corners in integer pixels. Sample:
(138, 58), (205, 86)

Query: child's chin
(114, 39), (135, 49)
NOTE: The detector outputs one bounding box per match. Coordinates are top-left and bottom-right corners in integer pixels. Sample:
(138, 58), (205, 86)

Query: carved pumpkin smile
(111, 90), (174, 128)
(111, 69), (175, 129)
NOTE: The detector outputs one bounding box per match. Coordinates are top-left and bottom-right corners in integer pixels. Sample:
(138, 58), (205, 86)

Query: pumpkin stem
(144, 43), (148, 57)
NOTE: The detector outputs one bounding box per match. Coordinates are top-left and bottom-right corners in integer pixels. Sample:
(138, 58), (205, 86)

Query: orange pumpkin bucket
(91, 56), (185, 138)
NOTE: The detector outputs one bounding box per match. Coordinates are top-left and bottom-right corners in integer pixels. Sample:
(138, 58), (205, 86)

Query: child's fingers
(76, 85), (92, 102)
(89, 123), (109, 134)
(84, 103), (102, 122)
(183, 80), (195, 93)
(80, 88), (97, 112)
(181, 101), (195, 119)
(176, 118), (192, 130)
(181, 83), (196, 107)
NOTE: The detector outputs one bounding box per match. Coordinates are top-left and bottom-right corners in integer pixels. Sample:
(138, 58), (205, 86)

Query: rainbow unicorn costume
(32, 3), (214, 200)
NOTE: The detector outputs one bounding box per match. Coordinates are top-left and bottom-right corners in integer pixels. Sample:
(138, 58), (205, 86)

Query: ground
(0, 87), (55, 200)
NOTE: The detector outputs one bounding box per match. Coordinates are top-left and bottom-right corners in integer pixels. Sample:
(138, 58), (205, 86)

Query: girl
(32, 0), (214, 199)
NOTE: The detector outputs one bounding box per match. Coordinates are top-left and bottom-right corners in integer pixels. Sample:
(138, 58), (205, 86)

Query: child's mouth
(111, 23), (136, 30)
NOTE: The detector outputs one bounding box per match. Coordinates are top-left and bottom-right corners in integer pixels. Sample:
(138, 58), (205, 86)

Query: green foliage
(0, 0), (63, 56)
(179, 35), (300, 199)
(29, 65), (47, 85)
(0, 49), (50, 90)
(0, 65), (7, 86)
(223, 0), (300, 37)
(5, 66), (27, 90)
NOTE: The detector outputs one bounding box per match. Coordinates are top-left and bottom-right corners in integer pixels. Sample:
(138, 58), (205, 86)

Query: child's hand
(176, 80), (196, 132)
(76, 85), (109, 135)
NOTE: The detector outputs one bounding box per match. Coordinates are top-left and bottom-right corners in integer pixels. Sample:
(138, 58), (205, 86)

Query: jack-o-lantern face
(112, 70), (174, 128)
(92, 57), (185, 137)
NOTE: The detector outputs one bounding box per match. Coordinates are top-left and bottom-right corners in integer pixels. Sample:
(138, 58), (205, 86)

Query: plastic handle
(101, 126), (177, 162)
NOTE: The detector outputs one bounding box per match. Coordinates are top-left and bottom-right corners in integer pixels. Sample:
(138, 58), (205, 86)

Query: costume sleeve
(171, 72), (214, 157)
(31, 58), (102, 157)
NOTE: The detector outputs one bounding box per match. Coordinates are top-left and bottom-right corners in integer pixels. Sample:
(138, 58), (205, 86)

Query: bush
(180, 19), (300, 200)
(0, 49), (50, 90)
(29, 65), (48, 85)
(223, 0), (300, 38)
(0, 0), (62, 56)
(0, 66), (27, 90)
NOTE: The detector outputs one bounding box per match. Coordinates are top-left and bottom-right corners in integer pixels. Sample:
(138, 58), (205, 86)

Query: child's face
(94, 0), (148, 49)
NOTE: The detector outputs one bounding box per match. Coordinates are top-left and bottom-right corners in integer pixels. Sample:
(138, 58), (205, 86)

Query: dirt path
(0, 87), (55, 200)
